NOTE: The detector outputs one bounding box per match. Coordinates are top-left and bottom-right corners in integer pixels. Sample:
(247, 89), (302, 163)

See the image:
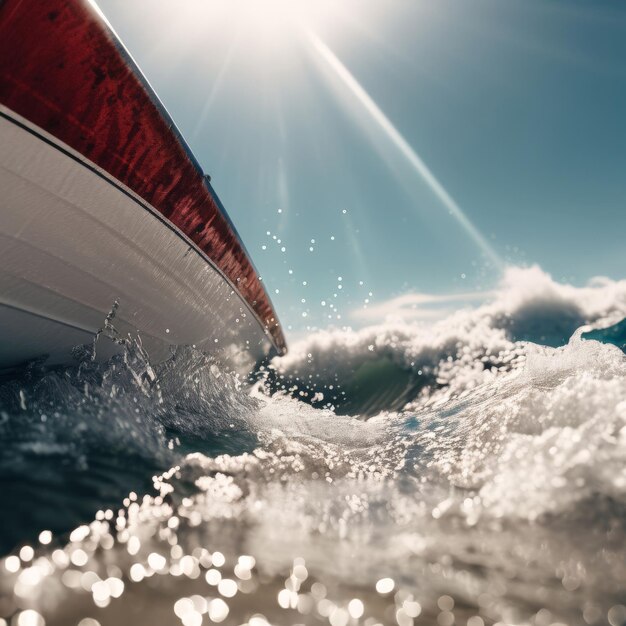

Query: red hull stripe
(0, 0), (285, 354)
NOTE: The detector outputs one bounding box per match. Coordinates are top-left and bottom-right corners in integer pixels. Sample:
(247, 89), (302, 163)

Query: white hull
(0, 109), (273, 373)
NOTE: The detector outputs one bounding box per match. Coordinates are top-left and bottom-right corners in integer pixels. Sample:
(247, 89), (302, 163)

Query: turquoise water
(1, 266), (626, 626)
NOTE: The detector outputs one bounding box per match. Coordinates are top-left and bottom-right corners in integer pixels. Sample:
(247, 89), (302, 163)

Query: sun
(221, 0), (337, 33)
(179, 0), (341, 51)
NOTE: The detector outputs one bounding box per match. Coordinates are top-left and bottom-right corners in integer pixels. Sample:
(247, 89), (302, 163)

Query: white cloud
(351, 289), (496, 323)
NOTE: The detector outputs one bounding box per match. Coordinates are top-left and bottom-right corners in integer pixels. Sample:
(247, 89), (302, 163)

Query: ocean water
(1, 266), (626, 626)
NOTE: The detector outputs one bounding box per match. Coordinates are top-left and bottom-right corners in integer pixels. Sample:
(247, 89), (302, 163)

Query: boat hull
(0, 0), (286, 372)
(0, 109), (271, 373)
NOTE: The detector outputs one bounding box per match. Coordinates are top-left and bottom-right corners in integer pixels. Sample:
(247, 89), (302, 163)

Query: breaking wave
(1, 265), (626, 626)
(268, 265), (626, 414)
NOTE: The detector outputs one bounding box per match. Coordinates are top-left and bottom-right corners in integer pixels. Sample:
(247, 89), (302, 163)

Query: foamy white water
(1, 266), (626, 626)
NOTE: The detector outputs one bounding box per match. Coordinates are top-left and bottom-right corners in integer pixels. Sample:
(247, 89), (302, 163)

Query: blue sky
(97, 0), (626, 335)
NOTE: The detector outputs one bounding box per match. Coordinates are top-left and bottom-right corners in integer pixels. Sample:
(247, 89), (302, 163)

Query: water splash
(1, 266), (626, 626)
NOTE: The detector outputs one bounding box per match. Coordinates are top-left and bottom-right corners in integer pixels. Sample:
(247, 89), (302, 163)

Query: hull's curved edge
(0, 0), (286, 355)
(0, 109), (276, 374)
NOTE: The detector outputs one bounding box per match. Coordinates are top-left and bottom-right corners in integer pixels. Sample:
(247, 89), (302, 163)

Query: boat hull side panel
(0, 0), (285, 354)
(0, 112), (270, 372)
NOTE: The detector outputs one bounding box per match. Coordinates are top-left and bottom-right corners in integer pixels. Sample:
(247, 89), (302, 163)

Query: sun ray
(341, 208), (371, 286)
(189, 33), (240, 143)
(306, 29), (503, 270)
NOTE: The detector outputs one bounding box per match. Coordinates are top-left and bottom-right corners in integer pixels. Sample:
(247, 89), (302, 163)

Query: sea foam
(1, 265), (626, 626)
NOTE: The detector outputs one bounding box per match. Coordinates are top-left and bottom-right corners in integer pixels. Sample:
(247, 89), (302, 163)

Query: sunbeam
(340, 208), (370, 286)
(189, 33), (240, 143)
(276, 156), (290, 228)
(306, 30), (503, 269)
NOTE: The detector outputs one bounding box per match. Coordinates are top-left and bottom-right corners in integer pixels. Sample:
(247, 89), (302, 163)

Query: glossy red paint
(0, 0), (285, 354)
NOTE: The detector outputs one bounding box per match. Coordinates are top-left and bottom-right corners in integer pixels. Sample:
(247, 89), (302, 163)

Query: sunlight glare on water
(0, 266), (626, 626)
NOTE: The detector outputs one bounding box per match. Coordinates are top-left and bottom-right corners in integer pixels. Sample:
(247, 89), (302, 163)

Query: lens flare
(306, 30), (503, 269)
